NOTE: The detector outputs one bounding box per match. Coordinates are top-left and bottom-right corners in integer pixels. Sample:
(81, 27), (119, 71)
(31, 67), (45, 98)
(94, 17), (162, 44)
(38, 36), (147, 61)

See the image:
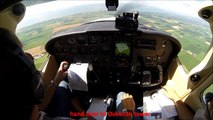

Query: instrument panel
(45, 21), (181, 90)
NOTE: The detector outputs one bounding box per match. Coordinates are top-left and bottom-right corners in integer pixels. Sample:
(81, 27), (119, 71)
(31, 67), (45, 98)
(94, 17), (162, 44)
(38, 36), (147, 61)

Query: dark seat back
(0, 28), (44, 119)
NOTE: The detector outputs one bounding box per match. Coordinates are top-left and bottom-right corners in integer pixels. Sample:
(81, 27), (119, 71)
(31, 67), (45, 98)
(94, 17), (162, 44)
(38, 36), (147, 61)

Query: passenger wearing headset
(0, 1), (70, 120)
(0, 1), (41, 119)
(0, 2), (94, 120)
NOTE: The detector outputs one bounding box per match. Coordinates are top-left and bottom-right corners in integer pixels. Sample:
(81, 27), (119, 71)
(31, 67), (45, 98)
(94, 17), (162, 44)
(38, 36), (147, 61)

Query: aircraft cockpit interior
(45, 10), (181, 101)
(46, 13), (181, 86)
(0, 0), (212, 120)
(44, 11), (181, 117)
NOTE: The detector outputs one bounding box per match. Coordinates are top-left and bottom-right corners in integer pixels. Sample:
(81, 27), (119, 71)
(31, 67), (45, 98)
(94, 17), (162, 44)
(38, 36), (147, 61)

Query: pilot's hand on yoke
(53, 61), (69, 85)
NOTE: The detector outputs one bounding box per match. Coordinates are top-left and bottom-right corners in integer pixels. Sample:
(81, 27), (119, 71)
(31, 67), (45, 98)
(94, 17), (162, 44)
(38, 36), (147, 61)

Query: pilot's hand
(121, 93), (135, 112)
(53, 61), (69, 85)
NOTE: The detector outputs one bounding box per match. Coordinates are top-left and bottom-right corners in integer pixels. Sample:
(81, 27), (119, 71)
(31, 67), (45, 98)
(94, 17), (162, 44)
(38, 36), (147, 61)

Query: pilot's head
(0, 0), (25, 48)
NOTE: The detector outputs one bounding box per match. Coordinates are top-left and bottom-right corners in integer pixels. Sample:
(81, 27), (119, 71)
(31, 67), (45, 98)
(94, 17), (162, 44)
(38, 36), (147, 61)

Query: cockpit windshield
(16, 0), (212, 72)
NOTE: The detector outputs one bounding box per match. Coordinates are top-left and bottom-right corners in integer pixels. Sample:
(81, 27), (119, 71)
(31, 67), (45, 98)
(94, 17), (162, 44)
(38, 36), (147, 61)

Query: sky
(17, 0), (212, 29)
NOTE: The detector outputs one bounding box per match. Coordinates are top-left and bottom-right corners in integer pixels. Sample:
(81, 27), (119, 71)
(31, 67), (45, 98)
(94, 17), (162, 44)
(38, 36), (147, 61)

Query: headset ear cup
(12, 2), (26, 16)
(32, 70), (44, 104)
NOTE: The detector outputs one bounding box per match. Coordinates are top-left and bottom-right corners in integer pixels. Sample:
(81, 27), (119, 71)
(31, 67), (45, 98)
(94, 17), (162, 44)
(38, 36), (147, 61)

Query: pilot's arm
(38, 61), (69, 111)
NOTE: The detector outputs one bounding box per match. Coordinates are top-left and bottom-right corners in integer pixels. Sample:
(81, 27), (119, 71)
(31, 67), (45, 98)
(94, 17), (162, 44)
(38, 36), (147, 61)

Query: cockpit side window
(177, 22), (212, 72)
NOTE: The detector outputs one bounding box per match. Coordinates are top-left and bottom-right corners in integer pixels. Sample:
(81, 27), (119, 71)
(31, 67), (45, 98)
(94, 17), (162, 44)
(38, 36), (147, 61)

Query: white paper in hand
(67, 63), (89, 91)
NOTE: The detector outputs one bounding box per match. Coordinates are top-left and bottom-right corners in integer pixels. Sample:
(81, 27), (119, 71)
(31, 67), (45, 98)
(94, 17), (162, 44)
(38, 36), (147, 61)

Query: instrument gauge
(67, 37), (76, 45)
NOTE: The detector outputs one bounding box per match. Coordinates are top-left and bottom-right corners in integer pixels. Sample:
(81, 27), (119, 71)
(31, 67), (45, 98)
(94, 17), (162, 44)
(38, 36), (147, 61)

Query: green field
(16, 11), (212, 71)
(178, 50), (201, 71)
(140, 12), (211, 71)
(34, 53), (49, 71)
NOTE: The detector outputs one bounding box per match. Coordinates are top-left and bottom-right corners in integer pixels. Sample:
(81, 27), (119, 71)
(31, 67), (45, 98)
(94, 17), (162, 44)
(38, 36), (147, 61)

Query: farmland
(16, 11), (211, 71)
